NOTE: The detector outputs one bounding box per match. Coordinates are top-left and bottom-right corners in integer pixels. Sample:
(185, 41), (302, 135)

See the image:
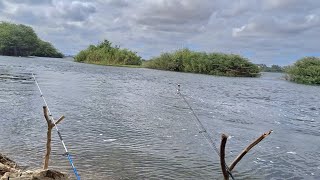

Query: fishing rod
(177, 84), (235, 180)
(32, 73), (81, 180)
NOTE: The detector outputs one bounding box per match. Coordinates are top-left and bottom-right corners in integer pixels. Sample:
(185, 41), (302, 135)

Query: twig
(229, 130), (272, 171)
(55, 116), (65, 125)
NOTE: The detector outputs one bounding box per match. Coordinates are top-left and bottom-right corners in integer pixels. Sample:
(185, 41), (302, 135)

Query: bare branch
(42, 107), (65, 169)
(42, 106), (50, 125)
(229, 130), (272, 171)
(55, 115), (65, 125)
(220, 134), (229, 180)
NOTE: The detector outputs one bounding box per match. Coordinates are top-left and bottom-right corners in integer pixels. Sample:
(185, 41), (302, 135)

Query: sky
(0, 0), (319, 65)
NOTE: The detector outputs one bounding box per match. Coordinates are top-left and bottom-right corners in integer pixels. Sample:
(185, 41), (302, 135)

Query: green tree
(0, 21), (63, 58)
(31, 40), (63, 58)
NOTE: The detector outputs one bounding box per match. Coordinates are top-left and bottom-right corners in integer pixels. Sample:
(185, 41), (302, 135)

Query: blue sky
(0, 0), (319, 65)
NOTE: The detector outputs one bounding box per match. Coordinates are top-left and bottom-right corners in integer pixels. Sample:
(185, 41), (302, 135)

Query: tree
(31, 40), (63, 58)
(0, 21), (63, 58)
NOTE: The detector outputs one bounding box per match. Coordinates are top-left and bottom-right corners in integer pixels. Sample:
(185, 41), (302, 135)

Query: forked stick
(42, 106), (65, 169)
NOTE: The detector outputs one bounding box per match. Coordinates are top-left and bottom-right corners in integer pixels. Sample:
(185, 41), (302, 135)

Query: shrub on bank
(286, 57), (320, 85)
(74, 40), (142, 66)
(144, 49), (260, 77)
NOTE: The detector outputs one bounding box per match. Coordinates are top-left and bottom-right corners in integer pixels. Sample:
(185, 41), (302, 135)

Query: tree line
(257, 64), (284, 72)
(0, 22), (63, 58)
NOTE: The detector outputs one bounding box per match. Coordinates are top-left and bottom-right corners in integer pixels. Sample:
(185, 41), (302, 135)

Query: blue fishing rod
(32, 73), (81, 180)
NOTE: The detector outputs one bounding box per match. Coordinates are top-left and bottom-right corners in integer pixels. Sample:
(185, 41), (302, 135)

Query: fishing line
(32, 73), (81, 180)
(177, 84), (235, 180)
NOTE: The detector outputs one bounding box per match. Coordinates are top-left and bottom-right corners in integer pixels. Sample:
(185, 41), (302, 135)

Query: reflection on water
(0, 56), (319, 179)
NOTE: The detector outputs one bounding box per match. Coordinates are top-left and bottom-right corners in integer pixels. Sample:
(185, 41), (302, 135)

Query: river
(0, 56), (319, 179)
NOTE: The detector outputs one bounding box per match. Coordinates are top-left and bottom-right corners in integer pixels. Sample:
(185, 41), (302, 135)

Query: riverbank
(0, 153), (68, 180)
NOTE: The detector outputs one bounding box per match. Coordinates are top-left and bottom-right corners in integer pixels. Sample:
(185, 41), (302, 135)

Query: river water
(0, 56), (319, 179)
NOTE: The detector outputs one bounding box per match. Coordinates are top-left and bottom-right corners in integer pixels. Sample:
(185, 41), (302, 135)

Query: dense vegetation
(258, 64), (284, 72)
(285, 57), (320, 85)
(144, 49), (260, 77)
(0, 22), (63, 58)
(74, 40), (142, 66)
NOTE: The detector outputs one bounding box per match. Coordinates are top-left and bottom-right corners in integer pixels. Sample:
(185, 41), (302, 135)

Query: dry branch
(43, 106), (53, 169)
(220, 134), (229, 180)
(42, 106), (65, 170)
(229, 130), (272, 171)
(55, 115), (65, 125)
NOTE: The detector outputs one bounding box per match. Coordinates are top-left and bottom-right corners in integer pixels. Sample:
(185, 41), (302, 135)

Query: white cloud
(218, 0), (255, 18)
(233, 15), (320, 37)
(106, 0), (128, 8)
(262, 0), (300, 9)
(51, 1), (96, 22)
(130, 0), (215, 33)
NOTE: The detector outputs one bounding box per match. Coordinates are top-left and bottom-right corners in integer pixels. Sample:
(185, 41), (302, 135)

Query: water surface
(0, 56), (319, 179)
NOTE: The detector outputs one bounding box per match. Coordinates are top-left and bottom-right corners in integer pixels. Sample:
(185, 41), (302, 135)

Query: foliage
(286, 57), (320, 85)
(74, 40), (142, 66)
(257, 64), (284, 72)
(31, 40), (63, 58)
(0, 21), (63, 58)
(144, 49), (260, 77)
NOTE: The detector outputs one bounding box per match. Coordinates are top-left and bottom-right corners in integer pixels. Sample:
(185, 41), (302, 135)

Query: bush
(286, 57), (320, 85)
(74, 40), (142, 66)
(144, 49), (260, 77)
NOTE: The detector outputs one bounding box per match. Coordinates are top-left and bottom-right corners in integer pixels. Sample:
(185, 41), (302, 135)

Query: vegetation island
(285, 57), (320, 85)
(75, 40), (142, 66)
(75, 40), (260, 77)
(144, 49), (260, 77)
(0, 22), (63, 58)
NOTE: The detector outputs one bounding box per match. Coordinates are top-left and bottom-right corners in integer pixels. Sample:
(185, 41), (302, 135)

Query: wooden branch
(220, 134), (229, 180)
(43, 106), (51, 126)
(229, 130), (272, 171)
(42, 106), (66, 170)
(44, 124), (52, 169)
(43, 106), (53, 169)
(55, 115), (65, 125)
